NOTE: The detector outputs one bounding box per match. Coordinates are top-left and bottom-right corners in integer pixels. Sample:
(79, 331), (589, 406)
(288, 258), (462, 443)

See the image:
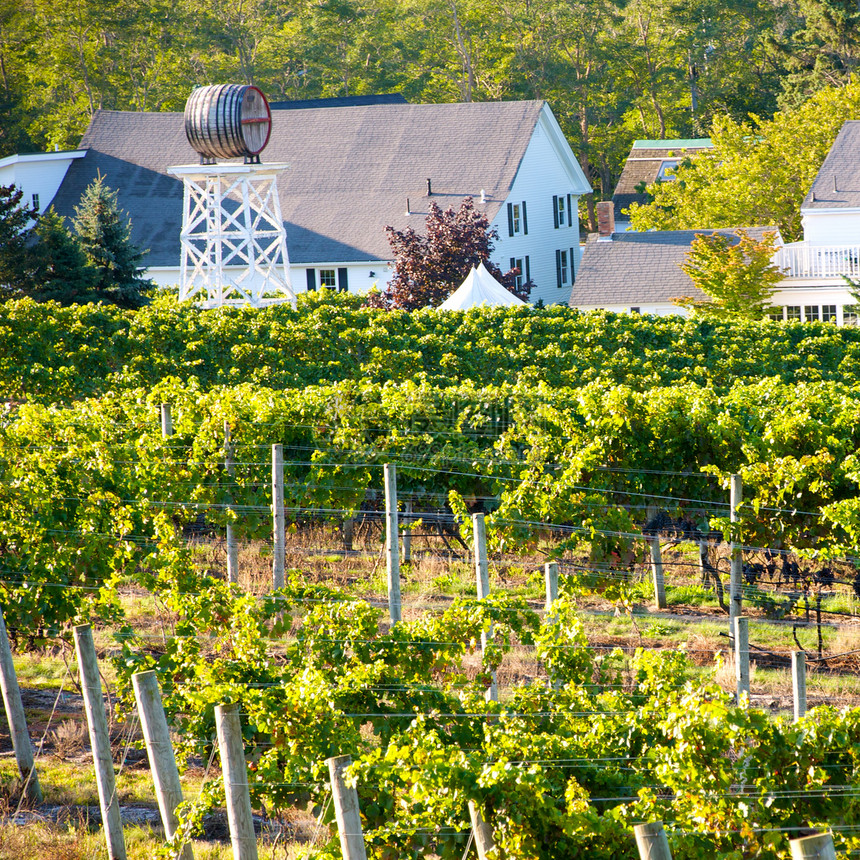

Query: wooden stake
(384, 464), (401, 624)
(224, 422), (239, 585)
(468, 800), (496, 860)
(792, 651), (807, 722)
(734, 615), (750, 701)
(215, 703), (258, 860)
(648, 537), (667, 610)
(789, 832), (836, 860)
(634, 821), (673, 860)
(402, 501), (412, 565)
(0, 608), (41, 802)
(74, 624), (126, 860)
(472, 513), (497, 702)
(729, 474), (743, 625)
(160, 403), (173, 439)
(132, 671), (192, 860)
(326, 755), (368, 860)
(545, 561), (559, 613)
(272, 444), (285, 590)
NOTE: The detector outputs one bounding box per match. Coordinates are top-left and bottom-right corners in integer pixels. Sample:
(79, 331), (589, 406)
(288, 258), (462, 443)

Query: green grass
(13, 652), (75, 689)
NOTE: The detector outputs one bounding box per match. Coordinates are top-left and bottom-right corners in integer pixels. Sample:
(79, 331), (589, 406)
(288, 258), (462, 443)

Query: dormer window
(657, 160), (680, 181)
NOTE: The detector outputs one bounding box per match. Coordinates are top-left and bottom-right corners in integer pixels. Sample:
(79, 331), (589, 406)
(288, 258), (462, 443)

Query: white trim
(800, 206), (860, 215)
(0, 150), (87, 169)
(535, 104), (591, 194)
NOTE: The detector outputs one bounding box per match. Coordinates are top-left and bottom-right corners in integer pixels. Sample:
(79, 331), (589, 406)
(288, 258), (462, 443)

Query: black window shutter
(567, 194), (572, 227)
(570, 247), (576, 283)
(337, 267), (348, 292)
(306, 269), (316, 291)
(525, 255), (530, 283)
(510, 257), (516, 272)
(552, 195), (559, 229)
(507, 202), (514, 237)
(522, 201), (528, 235)
(555, 249), (562, 288)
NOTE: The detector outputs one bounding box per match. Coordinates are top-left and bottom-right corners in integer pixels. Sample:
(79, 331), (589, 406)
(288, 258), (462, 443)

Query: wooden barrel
(184, 84), (272, 161)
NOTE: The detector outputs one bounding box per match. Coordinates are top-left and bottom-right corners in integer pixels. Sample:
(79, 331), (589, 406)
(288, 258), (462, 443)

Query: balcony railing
(775, 242), (860, 280)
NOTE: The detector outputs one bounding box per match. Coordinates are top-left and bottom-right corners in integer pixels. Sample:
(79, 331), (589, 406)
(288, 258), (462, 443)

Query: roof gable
(52, 101), (548, 266)
(802, 120), (860, 211)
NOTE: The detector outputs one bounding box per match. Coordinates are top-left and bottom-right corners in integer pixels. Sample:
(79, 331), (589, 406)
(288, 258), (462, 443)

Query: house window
(804, 305), (820, 322)
(507, 201), (528, 237)
(555, 249), (571, 288)
(31, 194), (40, 211)
(319, 269), (336, 288)
(657, 159), (680, 181)
(509, 256), (530, 289)
(552, 194), (574, 228)
(630, 307), (641, 314)
(785, 305), (801, 320)
(822, 305), (837, 322)
(844, 306), (860, 326)
(767, 308), (784, 321)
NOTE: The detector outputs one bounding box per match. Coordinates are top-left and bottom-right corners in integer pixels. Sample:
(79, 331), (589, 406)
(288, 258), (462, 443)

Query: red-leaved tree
(366, 197), (531, 310)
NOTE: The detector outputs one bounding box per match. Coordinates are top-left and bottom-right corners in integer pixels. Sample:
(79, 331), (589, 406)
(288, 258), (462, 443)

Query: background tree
(29, 208), (97, 304)
(0, 183), (36, 297)
(72, 174), (152, 308)
(673, 229), (782, 319)
(369, 197), (528, 310)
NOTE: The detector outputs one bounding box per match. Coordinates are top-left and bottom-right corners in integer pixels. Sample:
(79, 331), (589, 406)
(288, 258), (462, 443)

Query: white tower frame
(167, 162), (296, 308)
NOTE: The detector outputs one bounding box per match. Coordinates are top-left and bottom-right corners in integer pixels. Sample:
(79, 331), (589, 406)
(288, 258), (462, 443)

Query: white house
(770, 120), (860, 324)
(0, 98), (591, 307)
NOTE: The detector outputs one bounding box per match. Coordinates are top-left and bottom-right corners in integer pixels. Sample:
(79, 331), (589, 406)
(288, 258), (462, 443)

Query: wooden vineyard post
(792, 651), (807, 721)
(729, 474), (743, 627)
(161, 403), (173, 439)
(272, 444), (285, 590)
(648, 537), (667, 609)
(545, 561), (559, 613)
(468, 800), (496, 860)
(789, 832), (836, 860)
(74, 624), (127, 860)
(545, 561), (560, 688)
(215, 703), (258, 860)
(472, 513), (497, 702)
(132, 671), (193, 860)
(225, 422), (239, 585)
(384, 464), (402, 624)
(0, 608), (41, 802)
(734, 615), (750, 701)
(634, 821), (673, 860)
(402, 500), (412, 565)
(327, 755), (368, 860)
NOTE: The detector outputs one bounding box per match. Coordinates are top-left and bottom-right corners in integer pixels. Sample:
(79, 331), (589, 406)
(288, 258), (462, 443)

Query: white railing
(775, 242), (860, 279)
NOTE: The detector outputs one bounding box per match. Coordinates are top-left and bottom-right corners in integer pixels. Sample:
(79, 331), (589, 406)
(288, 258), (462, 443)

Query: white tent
(438, 262), (527, 310)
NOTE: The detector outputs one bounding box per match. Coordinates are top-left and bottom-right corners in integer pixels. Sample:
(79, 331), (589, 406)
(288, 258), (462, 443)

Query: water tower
(168, 84), (296, 308)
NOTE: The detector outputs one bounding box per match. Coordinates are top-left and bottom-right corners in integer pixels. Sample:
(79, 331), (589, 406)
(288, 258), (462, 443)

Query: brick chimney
(596, 201), (615, 240)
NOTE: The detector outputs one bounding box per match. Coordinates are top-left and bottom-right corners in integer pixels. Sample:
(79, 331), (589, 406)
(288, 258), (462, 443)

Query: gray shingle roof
(804, 120), (860, 210)
(568, 227), (779, 308)
(50, 101), (545, 267)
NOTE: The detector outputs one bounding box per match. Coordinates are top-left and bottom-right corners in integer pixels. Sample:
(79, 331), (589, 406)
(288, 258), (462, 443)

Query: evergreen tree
(30, 208), (97, 303)
(72, 173), (152, 308)
(0, 183), (37, 297)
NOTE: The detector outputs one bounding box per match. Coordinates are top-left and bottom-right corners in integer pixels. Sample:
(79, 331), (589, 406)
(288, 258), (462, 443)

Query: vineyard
(2, 293), (860, 858)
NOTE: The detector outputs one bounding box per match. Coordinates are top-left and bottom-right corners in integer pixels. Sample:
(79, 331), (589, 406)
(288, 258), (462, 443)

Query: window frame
(319, 268), (337, 289)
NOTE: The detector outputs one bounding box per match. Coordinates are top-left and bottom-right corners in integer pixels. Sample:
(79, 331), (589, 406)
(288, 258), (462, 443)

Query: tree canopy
(674, 229), (783, 319)
(626, 80), (860, 242)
